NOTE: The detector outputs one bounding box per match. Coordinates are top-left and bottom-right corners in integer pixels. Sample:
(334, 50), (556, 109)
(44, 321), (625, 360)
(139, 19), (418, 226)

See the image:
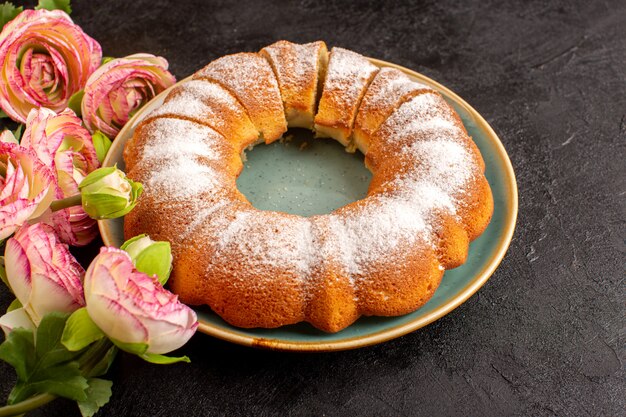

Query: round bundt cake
(123, 40), (494, 333)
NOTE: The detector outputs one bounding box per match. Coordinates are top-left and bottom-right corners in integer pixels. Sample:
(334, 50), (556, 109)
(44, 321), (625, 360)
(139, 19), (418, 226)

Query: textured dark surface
(1, 0), (625, 416)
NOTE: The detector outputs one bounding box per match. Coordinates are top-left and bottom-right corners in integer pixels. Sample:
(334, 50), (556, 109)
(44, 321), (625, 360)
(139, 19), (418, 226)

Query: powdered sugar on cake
(362, 68), (432, 113)
(318, 94), (476, 276)
(212, 209), (316, 280)
(262, 41), (318, 97)
(135, 83), (475, 283)
(133, 118), (227, 200)
(322, 47), (379, 108)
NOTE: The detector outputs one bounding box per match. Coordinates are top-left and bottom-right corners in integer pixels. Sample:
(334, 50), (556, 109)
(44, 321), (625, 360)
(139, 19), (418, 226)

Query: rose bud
(4, 223), (85, 325)
(120, 234), (172, 285)
(82, 54), (176, 138)
(84, 247), (198, 355)
(0, 9), (101, 123)
(78, 166), (143, 219)
(0, 143), (56, 240)
(21, 108), (100, 246)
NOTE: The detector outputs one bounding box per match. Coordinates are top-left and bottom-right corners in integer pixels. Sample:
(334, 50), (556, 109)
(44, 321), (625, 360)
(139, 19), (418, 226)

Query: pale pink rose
(81, 54), (176, 138)
(5, 223), (85, 325)
(0, 9), (102, 123)
(84, 247), (198, 354)
(0, 142), (55, 240)
(21, 108), (100, 246)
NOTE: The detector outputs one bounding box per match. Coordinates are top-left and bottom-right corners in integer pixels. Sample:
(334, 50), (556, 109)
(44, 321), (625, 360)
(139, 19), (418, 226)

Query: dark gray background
(1, 0), (624, 416)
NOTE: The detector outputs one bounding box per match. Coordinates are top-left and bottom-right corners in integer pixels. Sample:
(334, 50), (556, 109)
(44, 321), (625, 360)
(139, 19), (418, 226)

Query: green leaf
(0, 255), (9, 288)
(110, 339), (148, 355)
(135, 241), (172, 284)
(91, 131), (112, 164)
(0, 312), (89, 404)
(77, 378), (113, 417)
(82, 193), (131, 219)
(12, 123), (23, 141)
(61, 308), (105, 352)
(0, 2), (23, 31)
(68, 89), (84, 116)
(7, 298), (21, 312)
(101, 56), (115, 65)
(0, 327), (35, 381)
(140, 352), (191, 365)
(84, 344), (117, 378)
(9, 361), (88, 404)
(121, 236), (172, 285)
(35, 0), (72, 14)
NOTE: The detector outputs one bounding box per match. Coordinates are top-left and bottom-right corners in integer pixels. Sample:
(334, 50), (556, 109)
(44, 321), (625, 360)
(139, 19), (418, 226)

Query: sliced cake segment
(193, 52), (287, 143)
(314, 47), (379, 147)
(353, 67), (431, 153)
(143, 79), (259, 150)
(260, 40), (329, 129)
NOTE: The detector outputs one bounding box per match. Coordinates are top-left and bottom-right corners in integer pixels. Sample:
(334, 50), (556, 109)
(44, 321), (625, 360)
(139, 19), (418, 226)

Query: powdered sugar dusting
(398, 140), (474, 198)
(263, 41), (318, 97)
(130, 46), (482, 305)
(193, 53), (286, 140)
(137, 118), (221, 163)
(213, 208), (316, 278)
(320, 196), (431, 277)
(381, 93), (458, 136)
(146, 159), (221, 200)
(150, 81), (237, 121)
(261, 41), (322, 123)
(318, 93), (476, 275)
(363, 68), (431, 112)
(133, 118), (228, 201)
(322, 47), (379, 108)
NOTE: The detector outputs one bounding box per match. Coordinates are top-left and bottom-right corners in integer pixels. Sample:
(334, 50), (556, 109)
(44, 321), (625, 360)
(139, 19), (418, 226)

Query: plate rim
(99, 57), (518, 352)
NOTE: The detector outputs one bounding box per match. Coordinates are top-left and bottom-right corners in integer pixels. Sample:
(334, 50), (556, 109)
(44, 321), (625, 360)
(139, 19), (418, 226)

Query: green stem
(49, 194), (82, 212)
(0, 393), (56, 417)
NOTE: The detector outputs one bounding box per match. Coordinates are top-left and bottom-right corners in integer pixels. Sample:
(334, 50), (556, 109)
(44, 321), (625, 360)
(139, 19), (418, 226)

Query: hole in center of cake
(237, 129), (372, 216)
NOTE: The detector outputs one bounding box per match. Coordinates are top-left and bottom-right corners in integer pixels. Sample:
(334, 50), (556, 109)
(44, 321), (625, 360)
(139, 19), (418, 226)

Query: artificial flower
(0, 9), (101, 122)
(0, 142), (55, 240)
(81, 54), (176, 138)
(4, 222), (85, 325)
(84, 247), (197, 355)
(78, 165), (142, 219)
(21, 107), (100, 245)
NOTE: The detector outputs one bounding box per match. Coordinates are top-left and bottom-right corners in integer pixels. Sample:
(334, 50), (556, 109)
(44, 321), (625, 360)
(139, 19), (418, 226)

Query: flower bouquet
(0, 2), (198, 416)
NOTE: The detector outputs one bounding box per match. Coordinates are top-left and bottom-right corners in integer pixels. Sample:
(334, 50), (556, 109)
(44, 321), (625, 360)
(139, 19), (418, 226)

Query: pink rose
(0, 142), (55, 240)
(84, 247), (197, 354)
(81, 54), (176, 138)
(0, 9), (102, 123)
(4, 223), (85, 325)
(21, 107), (100, 246)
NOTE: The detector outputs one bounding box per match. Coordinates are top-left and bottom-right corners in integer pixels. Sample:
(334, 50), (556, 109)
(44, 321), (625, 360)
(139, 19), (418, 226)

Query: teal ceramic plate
(100, 58), (518, 352)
